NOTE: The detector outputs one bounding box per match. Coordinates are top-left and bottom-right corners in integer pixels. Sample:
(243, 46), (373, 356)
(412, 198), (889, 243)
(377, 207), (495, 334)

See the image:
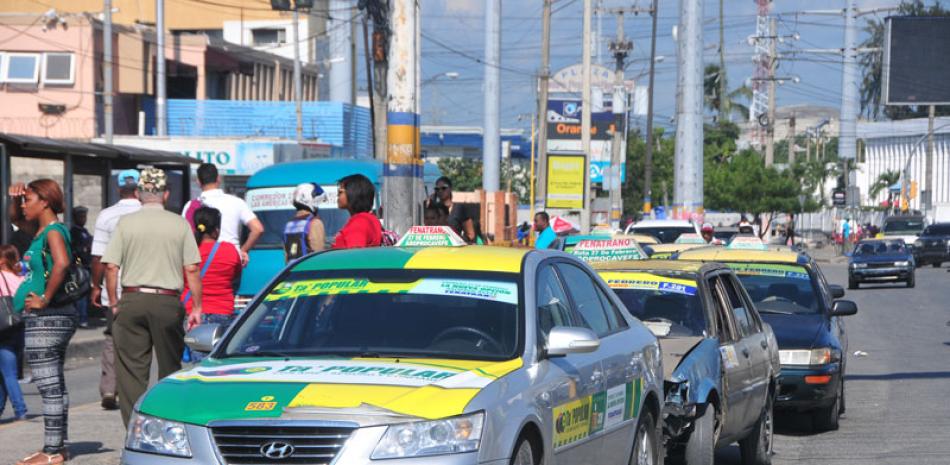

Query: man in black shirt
(70, 206), (93, 328)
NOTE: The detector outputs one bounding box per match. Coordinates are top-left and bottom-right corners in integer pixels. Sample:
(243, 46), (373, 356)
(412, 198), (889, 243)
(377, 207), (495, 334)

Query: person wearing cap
(102, 168), (203, 426)
(700, 223), (724, 245)
(70, 206), (93, 328)
(284, 183), (327, 262)
(89, 169), (142, 410)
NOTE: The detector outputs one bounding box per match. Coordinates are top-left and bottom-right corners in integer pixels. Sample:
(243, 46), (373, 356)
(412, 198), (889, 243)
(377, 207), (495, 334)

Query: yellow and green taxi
(592, 260), (779, 465)
(674, 246), (859, 431)
(124, 235), (664, 465)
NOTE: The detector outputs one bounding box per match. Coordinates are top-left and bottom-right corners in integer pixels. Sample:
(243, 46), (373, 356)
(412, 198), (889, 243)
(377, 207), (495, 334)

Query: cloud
(426, 0), (483, 16)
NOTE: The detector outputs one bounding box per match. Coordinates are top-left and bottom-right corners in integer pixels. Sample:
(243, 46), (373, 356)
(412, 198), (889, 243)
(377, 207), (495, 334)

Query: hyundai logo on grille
(261, 441), (295, 459)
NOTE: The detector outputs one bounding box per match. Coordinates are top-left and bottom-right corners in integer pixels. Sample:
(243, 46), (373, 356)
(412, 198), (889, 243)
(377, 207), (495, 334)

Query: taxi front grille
(867, 262), (895, 269)
(211, 423), (356, 465)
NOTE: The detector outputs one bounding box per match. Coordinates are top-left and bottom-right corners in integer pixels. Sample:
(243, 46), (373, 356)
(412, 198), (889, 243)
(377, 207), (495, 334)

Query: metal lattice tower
(749, 0), (771, 147)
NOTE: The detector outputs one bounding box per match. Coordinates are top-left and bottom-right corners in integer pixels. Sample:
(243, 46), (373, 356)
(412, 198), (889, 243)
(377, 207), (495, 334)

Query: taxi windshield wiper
(241, 350), (298, 358)
(756, 308), (794, 315)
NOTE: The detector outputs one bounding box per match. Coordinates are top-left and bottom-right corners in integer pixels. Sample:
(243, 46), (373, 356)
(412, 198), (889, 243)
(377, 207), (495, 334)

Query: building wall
(861, 134), (950, 209)
(222, 17), (325, 64)
(0, 17), (98, 138)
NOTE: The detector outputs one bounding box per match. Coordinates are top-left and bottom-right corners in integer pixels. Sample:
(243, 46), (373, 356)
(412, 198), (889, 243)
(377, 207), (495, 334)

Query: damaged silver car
(594, 260), (780, 465)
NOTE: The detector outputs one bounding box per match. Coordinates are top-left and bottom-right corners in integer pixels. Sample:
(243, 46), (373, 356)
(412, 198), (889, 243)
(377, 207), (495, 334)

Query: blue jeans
(0, 343), (28, 419)
(75, 296), (88, 325)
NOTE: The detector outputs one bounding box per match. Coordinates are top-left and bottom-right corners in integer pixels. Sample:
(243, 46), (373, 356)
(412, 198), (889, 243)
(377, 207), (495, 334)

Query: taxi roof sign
(675, 233), (707, 245)
(571, 238), (646, 262)
(727, 235), (768, 251)
(396, 226), (466, 247)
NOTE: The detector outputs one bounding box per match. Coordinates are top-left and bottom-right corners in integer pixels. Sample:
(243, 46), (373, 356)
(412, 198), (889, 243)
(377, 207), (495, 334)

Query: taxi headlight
(779, 348), (837, 366)
(126, 412), (192, 458)
(850, 263), (867, 269)
(894, 260), (910, 267)
(372, 412), (484, 459)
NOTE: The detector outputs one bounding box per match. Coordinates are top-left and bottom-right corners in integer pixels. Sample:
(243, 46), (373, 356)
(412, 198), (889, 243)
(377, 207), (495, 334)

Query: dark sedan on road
(913, 223), (950, 268)
(675, 247), (858, 432)
(848, 239), (915, 289)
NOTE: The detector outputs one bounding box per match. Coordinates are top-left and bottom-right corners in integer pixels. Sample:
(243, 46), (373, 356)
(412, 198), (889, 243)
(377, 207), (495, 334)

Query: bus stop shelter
(1, 133), (198, 244)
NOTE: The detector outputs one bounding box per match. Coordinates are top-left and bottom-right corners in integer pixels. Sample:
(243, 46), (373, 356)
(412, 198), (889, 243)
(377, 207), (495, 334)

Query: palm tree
(704, 64), (752, 123)
(869, 170), (901, 206)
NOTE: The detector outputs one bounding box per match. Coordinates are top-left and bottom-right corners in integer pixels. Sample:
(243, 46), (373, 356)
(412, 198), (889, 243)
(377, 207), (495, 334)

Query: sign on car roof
(571, 238), (646, 262)
(396, 226), (466, 247)
(675, 233), (707, 245)
(727, 235), (768, 251)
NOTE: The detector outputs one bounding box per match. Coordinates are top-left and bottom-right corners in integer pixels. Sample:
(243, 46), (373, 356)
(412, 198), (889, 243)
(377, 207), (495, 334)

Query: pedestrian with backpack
(284, 183), (327, 262)
(182, 207), (242, 362)
(183, 164), (264, 266)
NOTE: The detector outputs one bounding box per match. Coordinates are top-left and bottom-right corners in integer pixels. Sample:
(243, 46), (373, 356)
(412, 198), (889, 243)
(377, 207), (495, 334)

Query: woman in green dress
(8, 179), (76, 465)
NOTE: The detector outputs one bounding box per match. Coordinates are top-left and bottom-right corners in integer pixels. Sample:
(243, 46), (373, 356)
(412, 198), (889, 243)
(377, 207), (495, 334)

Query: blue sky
(368, 0), (905, 133)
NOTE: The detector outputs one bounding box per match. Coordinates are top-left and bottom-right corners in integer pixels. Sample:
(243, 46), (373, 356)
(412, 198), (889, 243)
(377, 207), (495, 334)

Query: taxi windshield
(223, 271), (521, 361)
(728, 263), (820, 315)
(883, 219), (925, 235)
(602, 272), (706, 337)
(853, 240), (905, 256)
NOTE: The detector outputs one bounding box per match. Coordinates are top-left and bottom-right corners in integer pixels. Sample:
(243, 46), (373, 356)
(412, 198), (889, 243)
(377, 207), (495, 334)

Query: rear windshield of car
(853, 241), (906, 255)
(631, 226), (696, 244)
(600, 271), (705, 337)
(883, 219), (925, 235)
(727, 263), (820, 315)
(223, 270), (521, 361)
(923, 224), (950, 235)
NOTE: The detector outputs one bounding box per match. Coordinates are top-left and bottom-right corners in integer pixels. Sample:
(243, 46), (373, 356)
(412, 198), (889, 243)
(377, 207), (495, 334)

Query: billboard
(883, 17), (950, 105)
(546, 154), (586, 209)
(547, 97), (626, 184)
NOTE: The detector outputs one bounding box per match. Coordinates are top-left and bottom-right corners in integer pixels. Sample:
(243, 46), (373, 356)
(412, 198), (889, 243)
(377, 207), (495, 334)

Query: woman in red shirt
(183, 207), (242, 333)
(332, 174), (382, 249)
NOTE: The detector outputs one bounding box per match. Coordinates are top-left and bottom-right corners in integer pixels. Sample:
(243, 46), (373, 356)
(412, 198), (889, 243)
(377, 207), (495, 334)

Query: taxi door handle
(741, 347), (750, 358)
(760, 340), (769, 350)
(590, 370), (603, 384)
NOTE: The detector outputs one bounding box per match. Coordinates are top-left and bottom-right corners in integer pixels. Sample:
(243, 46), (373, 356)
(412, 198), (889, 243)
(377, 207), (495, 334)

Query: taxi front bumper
(120, 423), (495, 465)
(775, 363), (841, 411)
(850, 266), (911, 280)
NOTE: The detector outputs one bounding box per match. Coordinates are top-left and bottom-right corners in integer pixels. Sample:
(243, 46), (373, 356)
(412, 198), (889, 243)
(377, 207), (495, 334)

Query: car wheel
(907, 273), (916, 288)
(510, 435), (538, 465)
(684, 404), (715, 465)
(848, 276), (858, 290)
(812, 382), (841, 432)
(631, 410), (659, 465)
(740, 393), (774, 465)
(839, 378), (846, 415)
(933, 262), (942, 268)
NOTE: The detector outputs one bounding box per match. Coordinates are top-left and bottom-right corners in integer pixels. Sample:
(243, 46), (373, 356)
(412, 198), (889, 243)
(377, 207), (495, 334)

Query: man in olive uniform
(102, 168), (204, 425)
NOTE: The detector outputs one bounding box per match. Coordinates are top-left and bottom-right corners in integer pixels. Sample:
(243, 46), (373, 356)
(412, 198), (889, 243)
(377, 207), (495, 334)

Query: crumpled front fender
(668, 338), (723, 408)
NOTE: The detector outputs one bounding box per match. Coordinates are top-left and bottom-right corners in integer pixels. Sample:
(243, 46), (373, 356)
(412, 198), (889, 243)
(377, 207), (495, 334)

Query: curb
(66, 334), (105, 363)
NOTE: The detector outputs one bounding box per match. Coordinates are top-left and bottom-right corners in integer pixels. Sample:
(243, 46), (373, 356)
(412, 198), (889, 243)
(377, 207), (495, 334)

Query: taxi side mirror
(185, 324), (225, 353)
(829, 284), (845, 299)
(831, 300), (858, 317)
(546, 326), (600, 357)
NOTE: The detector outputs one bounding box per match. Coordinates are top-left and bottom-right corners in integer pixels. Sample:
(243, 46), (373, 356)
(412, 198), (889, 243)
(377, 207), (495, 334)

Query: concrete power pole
(330, 0), (354, 104)
(765, 17), (777, 166)
(838, 0), (859, 206)
(536, 0), (553, 208)
(581, 0), (593, 233)
(483, 0), (501, 193)
(361, 0), (389, 163)
(384, 0), (419, 234)
(674, 0), (704, 220)
(293, 7), (303, 141)
(788, 114), (797, 164)
(156, 0), (166, 136)
(608, 12), (631, 230)
(642, 0), (658, 215)
(926, 104), (935, 212)
(103, 0), (113, 144)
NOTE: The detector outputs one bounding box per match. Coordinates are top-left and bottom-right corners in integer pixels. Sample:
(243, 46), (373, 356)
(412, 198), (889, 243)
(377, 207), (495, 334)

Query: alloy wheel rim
(514, 441), (534, 465)
(764, 404), (774, 455)
(636, 424), (654, 465)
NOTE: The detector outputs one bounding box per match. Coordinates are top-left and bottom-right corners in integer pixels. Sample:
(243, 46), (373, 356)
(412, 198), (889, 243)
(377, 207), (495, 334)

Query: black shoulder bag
(42, 224), (91, 307)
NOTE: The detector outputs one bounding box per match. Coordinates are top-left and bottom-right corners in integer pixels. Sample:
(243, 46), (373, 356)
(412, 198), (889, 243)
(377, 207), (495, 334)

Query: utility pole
(103, 0), (113, 144)
(718, 0), (727, 119)
(608, 11), (632, 230)
(293, 6), (303, 141)
(384, 0), (419, 234)
(765, 17), (777, 166)
(156, 0), (166, 136)
(329, 0), (354, 104)
(674, 0), (704, 220)
(360, 0), (389, 162)
(839, 0), (858, 206)
(926, 104), (935, 212)
(643, 0), (658, 216)
(581, 0), (593, 233)
(536, 0), (553, 209)
(788, 114), (796, 164)
(483, 0), (501, 193)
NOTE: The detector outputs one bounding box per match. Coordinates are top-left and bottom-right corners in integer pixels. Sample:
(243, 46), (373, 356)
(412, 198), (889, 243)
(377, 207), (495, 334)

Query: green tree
(704, 64), (752, 123)
(859, 0), (950, 119)
(868, 169), (901, 205)
(436, 157), (482, 192)
(623, 127), (676, 217)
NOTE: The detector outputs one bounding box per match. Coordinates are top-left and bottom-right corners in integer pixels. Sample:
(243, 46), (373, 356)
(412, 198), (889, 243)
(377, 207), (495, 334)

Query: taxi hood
(138, 357), (522, 426)
(760, 313), (824, 350)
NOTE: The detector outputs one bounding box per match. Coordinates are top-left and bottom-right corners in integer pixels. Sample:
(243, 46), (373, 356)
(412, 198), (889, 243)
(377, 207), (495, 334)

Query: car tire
(812, 382), (841, 432)
(510, 435), (539, 465)
(933, 262), (942, 268)
(848, 276), (858, 290)
(839, 378), (846, 415)
(684, 404), (715, 465)
(740, 393), (774, 465)
(632, 410), (660, 465)
(907, 273), (916, 288)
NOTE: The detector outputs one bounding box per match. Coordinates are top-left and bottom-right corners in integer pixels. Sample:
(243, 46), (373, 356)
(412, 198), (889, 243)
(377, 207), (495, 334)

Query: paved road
(1, 263), (949, 464)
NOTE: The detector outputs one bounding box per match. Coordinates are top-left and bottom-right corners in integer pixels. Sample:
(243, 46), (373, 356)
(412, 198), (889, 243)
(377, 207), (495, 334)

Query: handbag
(42, 224), (91, 307)
(0, 271), (21, 332)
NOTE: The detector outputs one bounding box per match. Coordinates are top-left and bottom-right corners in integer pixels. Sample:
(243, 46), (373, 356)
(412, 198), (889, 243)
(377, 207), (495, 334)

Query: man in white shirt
(90, 169), (142, 411)
(182, 163), (264, 264)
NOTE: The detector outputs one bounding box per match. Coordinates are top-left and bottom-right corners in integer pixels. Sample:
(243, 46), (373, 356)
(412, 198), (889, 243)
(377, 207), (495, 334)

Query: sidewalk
(0, 401), (124, 465)
(66, 317), (108, 365)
